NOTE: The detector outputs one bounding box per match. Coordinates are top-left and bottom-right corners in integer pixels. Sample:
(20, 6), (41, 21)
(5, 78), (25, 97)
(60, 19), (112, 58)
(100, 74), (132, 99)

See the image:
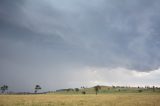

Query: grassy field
(0, 93), (160, 106)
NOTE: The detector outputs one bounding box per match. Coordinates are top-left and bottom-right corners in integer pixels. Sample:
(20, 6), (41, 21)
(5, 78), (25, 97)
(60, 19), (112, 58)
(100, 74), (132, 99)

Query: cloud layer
(0, 0), (160, 91)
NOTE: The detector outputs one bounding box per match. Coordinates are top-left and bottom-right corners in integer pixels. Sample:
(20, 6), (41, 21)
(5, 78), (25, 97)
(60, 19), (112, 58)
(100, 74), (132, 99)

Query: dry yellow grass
(0, 93), (160, 106)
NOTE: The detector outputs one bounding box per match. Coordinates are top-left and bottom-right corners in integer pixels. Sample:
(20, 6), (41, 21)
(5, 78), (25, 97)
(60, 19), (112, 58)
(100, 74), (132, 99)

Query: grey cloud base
(0, 0), (160, 91)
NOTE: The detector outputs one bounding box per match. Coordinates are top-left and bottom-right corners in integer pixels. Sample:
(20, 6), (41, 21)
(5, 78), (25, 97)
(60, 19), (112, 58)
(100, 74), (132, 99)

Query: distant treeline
(1, 85), (160, 95)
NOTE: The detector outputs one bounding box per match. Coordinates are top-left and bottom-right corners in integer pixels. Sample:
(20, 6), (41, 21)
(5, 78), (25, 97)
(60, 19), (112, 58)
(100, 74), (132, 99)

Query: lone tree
(75, 88), (79, 93)
(153, 86), (155, 92)
(1, 85), (8, 93)
(94, 85), (101, 95)
(35, 85), (41, 93)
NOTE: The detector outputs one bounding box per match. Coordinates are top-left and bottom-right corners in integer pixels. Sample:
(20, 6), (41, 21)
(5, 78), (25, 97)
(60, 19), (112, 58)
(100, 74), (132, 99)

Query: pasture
(0, 93), (160, 106)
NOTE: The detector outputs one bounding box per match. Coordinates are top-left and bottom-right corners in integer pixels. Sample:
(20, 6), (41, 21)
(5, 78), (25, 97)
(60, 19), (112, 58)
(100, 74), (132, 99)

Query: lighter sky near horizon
(0, 0), (160, 92)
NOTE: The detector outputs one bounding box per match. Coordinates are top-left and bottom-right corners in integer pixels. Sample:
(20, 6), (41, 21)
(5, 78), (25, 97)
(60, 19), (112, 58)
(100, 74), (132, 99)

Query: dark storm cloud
(1, 0), (160, 91)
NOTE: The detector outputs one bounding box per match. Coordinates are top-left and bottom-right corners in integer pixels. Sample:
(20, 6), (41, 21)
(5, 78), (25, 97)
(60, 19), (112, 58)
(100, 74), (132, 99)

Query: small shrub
(138, 90), (143, 93)
(82, 91), (86, 95)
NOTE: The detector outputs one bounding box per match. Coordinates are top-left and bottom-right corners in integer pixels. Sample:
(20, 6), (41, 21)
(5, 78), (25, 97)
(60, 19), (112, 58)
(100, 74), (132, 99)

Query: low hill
(55, 85), (160, 94)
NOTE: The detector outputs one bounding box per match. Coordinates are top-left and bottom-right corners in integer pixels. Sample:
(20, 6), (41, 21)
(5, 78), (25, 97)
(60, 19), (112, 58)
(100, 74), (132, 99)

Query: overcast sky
(0, 0), (160, 92)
